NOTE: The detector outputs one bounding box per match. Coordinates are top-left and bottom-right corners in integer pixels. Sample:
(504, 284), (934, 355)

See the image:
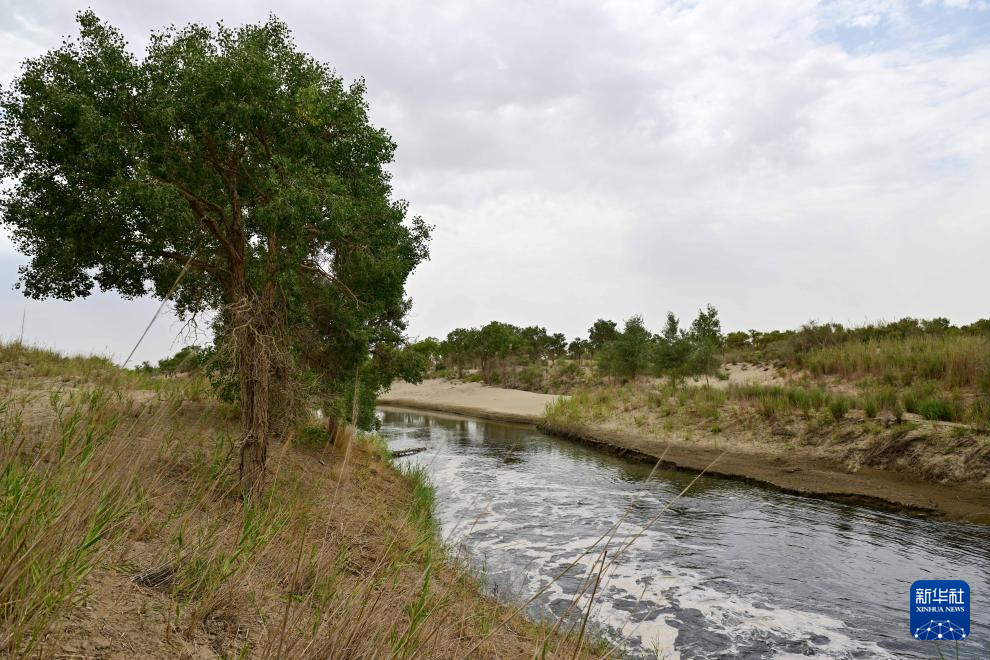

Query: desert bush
(916, 397), (959, 422)
(861, 394), (879, 418)
(828, 396), (852, 421)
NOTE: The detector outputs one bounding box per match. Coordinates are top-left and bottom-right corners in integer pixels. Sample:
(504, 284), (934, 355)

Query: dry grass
(796, 334), (990, 390)
(0, 342), (605, 658)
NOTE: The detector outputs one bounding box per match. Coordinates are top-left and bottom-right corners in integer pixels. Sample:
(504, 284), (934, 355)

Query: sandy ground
(379, 378), (562, 424)
(683, 361), (786, 388)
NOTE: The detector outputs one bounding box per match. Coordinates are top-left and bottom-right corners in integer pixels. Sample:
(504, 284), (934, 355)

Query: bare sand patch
(379, 378), (564, 424)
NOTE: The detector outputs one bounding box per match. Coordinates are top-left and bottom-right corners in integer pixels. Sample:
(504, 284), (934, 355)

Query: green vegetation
(797, 334), (989, 389)
(412, 322), (567, 385)
(0, 12), (429, 499)
(596, 316), (653, 380)
(433, 311), (990, 433)
(421, 304), (731, 392)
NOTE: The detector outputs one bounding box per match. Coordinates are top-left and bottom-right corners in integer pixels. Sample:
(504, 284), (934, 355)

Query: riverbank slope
(0, 344), (599, 658)
(379, 378), (990, 523)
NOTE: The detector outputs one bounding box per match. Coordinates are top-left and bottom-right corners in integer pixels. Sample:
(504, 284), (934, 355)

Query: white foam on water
(379, 415), (966, 659)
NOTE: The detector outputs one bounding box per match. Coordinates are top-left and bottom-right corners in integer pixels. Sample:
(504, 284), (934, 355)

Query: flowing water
(377, 407), (990, 659)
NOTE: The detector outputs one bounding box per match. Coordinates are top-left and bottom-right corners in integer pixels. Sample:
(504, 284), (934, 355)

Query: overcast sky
(1, 0), (989, 363)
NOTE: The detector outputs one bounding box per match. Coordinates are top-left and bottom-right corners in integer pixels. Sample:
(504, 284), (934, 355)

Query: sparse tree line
(405, 305), (726, 388)
(405, 323), (567, 384)
(408, 310), (990, 393)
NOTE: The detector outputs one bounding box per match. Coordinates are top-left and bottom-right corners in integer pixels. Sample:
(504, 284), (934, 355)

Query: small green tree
(687, 304), (723, 384)
(440, 328), (477, 378)
(724, 331), (750, 350)
(598, 316), (652, 381)
(547, 333), (567, 360)
(653, 312), (690, 385)
(689, 304), (723, 348)
(568, 338), (590, 360)
(587, 319), (619, 352)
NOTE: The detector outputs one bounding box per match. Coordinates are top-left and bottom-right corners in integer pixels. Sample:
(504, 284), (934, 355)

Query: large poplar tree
(0, 12), (429, 498)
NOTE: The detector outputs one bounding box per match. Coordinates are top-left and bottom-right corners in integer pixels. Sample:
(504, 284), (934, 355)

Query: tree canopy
(0, 12), (430, 497)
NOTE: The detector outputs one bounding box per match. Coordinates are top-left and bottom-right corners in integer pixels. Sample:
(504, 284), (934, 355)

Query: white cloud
(1, 0), (988, 356)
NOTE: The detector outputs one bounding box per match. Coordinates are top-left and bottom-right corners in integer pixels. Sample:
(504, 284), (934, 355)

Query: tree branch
(300, 261), (362, 306)
(152, 176), (242, 265)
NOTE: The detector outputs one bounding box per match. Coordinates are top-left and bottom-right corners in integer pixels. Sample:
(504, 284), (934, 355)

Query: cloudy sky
(1, 0), (988, 363)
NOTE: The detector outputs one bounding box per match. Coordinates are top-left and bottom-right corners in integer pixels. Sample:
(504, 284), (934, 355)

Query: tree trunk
(326, 415), (339, 445)
(350, 366), (361, 428)
(232, 296), (276, 502)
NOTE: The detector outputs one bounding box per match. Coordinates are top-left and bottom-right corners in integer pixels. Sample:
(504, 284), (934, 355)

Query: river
(377, 407), (989, 659)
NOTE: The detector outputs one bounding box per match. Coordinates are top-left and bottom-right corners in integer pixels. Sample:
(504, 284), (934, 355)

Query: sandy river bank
(378, 379), (990, 523)
(378, 378), (561, 424)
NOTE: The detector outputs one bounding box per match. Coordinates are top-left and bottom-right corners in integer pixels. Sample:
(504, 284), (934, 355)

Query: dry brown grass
(0, 343), (604, 658)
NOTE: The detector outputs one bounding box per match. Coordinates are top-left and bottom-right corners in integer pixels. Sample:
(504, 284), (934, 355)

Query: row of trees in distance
(407, 305), (727, 385)
(407, 310), (990, 389)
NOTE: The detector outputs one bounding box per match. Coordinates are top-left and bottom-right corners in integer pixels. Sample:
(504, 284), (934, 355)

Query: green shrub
(295, 425), (329, 448)
(875, 385), (899, 412)
(916, 397), (957, 422)
(902, 382), (936, 415)
(829, 396), (852, 420)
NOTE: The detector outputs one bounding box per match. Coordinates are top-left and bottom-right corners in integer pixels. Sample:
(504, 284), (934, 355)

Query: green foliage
(437, 322), (571, 385)
(587, 319), (619, 351)
(725, 331), (750, 350)
(567, 338), (591, 360)
(405, 338), (442, 375)
(828, 396), (852, 421)
(597, 316), (652, 380)
(1, 12), (430, 447)
(653, 312), (691, 384)
(916, 397), (958, 422)
(154, 345), (207, 374)
(689, 304), (723, 348)
(294, 424), (330, 449)
(2, 12), (426, 314)
(685, 304), (723, 382)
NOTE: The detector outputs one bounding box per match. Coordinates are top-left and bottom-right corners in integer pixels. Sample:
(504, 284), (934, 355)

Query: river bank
(379, 379), (990, 523)
(0, 345), (601, 658)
